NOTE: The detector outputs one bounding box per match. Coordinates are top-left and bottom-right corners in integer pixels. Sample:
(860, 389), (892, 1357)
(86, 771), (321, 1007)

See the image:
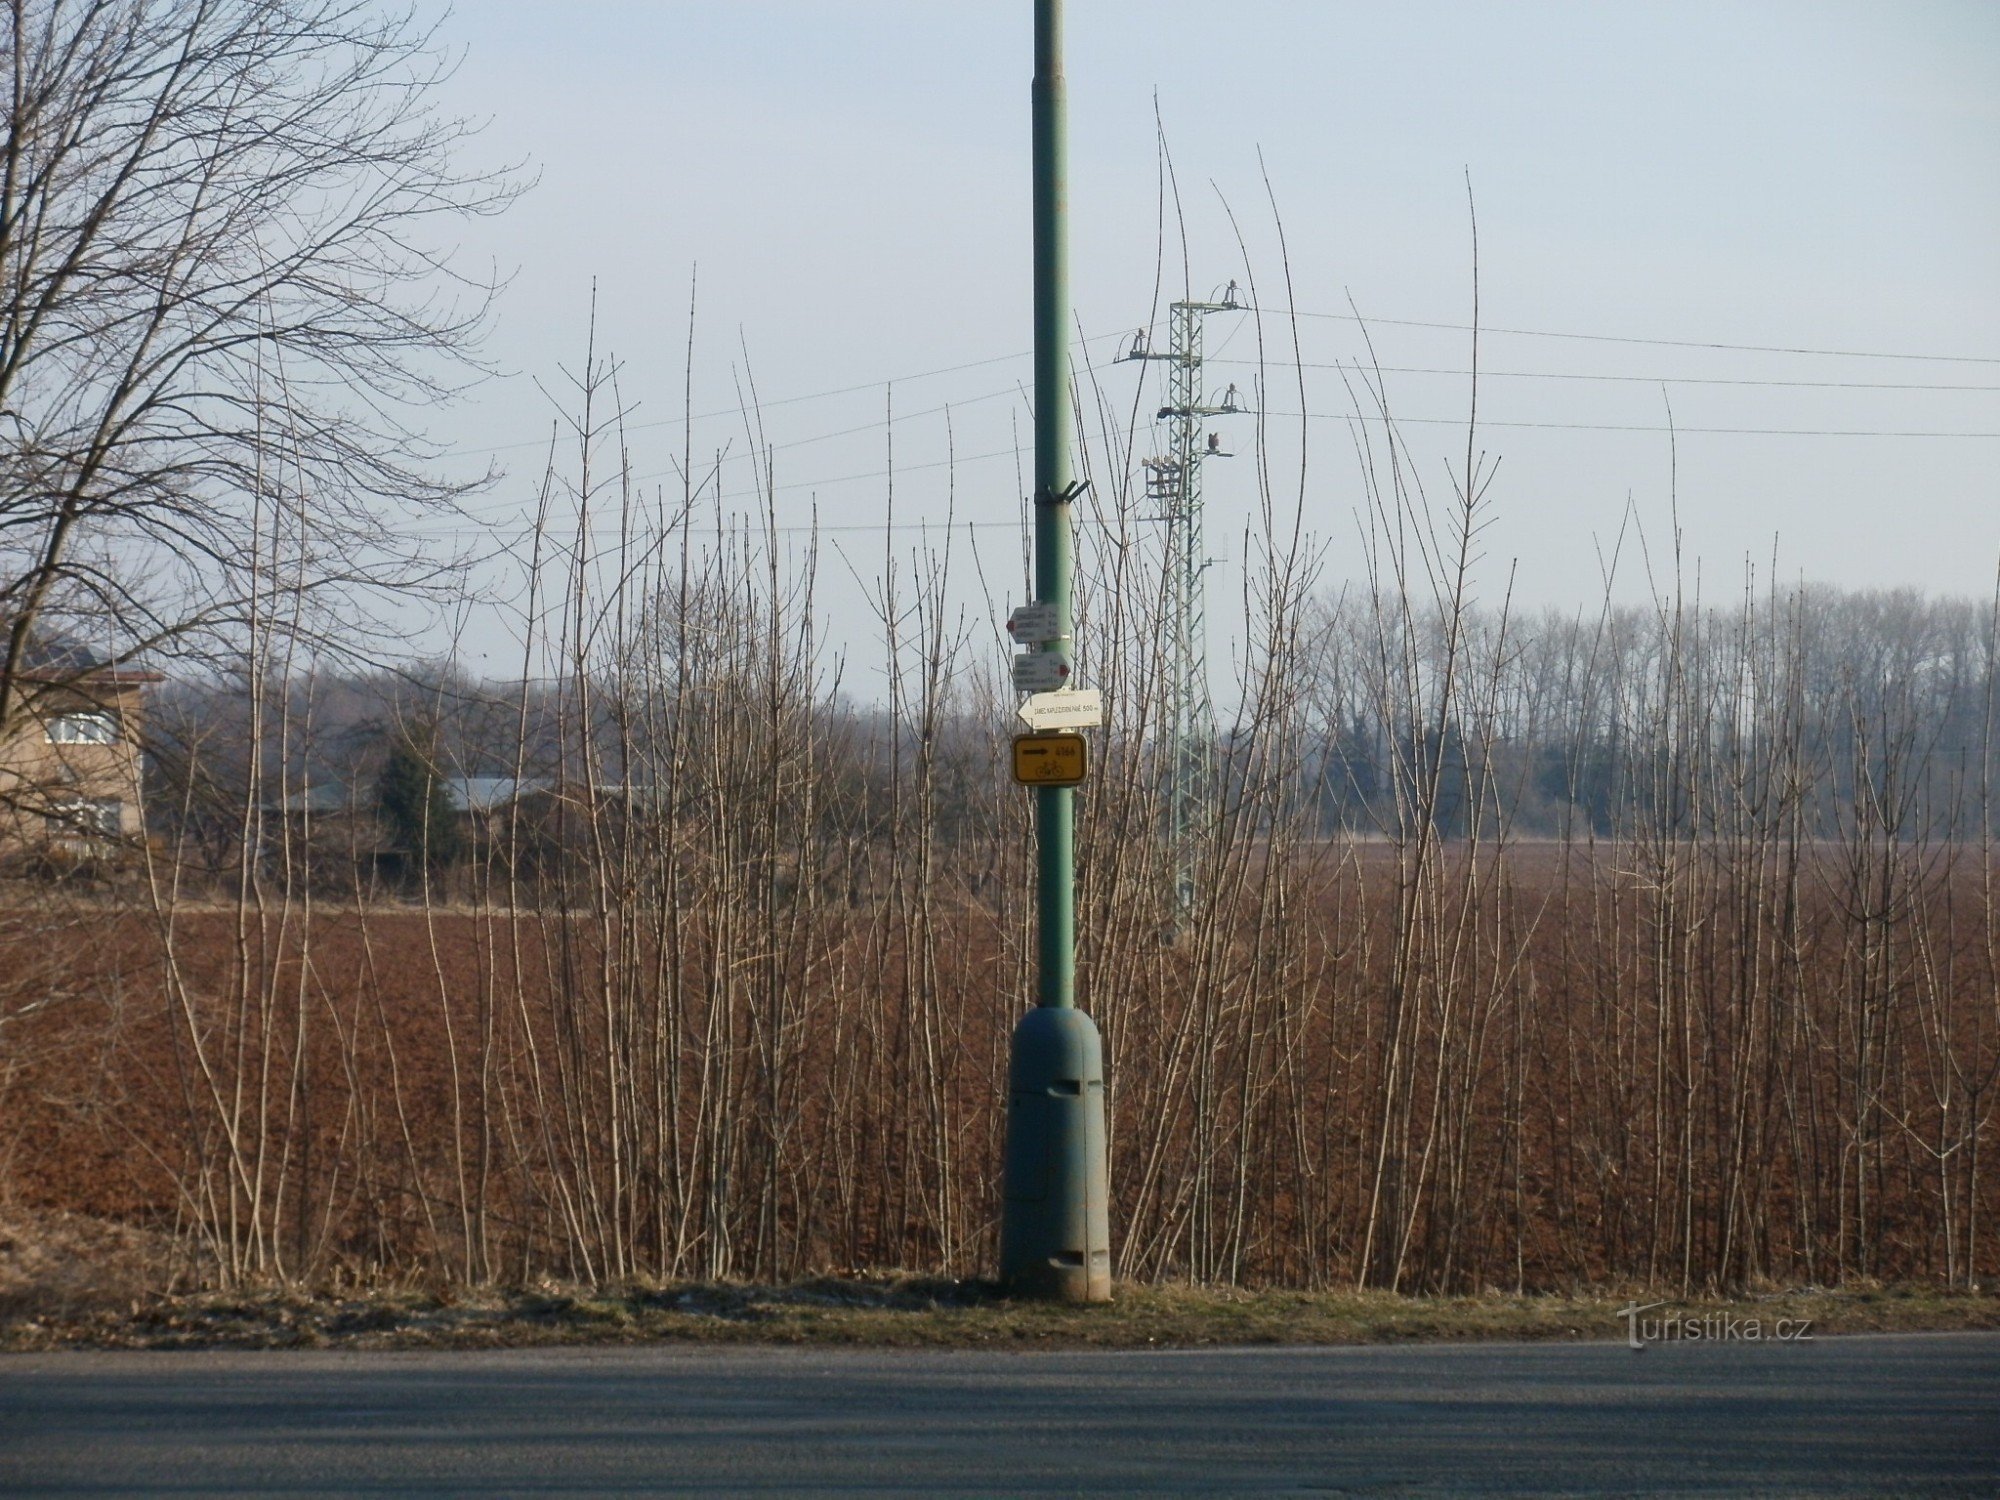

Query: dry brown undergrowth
(3, 1212), (1995, 1353)
(0, 1209), (172, 1318)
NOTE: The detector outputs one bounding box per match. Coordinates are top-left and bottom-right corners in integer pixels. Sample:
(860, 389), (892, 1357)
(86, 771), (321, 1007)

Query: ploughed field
(3, 838), (1996, 1296)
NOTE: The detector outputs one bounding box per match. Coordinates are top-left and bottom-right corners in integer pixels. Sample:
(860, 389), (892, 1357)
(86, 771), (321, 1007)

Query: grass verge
(5, 1274), (1998, 1353)
(7, 1208), (1996, 1351)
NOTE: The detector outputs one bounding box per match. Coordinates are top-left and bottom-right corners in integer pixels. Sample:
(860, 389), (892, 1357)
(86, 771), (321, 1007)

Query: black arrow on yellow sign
(1012, 732), (1088, 786)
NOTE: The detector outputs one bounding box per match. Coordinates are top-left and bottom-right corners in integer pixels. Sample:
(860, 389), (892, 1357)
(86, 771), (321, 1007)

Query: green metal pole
(1032, 0), (1074, 1010)
(999, 0), (1111, 1303)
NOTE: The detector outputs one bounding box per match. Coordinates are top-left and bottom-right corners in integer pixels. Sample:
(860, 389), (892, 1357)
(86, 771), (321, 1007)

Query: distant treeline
(143, 583), (2000, 876)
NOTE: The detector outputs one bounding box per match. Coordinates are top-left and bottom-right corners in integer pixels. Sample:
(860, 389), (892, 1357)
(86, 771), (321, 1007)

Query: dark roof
(6, 633), (161, 683)
(272, 775), (552, 815)
(16, 638), (109, 674)
(273, 782), (356, 815)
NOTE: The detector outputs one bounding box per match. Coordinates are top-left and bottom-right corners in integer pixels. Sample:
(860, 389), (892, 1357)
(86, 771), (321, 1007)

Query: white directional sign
(1017, 688), (1103, 731)
(1011, 650), (1073, 692)
(1005, 602), (1064, 645)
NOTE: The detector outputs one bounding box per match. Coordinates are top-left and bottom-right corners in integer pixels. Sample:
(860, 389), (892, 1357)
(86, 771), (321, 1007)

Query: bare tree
(0, 0), (517, 729)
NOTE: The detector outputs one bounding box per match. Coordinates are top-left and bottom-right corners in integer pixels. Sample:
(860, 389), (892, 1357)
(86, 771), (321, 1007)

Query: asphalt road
(3, 1333), (1996, 1496)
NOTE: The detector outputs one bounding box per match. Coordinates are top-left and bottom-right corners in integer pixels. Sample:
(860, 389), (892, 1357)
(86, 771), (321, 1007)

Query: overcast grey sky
(417, 1), (1999, 671)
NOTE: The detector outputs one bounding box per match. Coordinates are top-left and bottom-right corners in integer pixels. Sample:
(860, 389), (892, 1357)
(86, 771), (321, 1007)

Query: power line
(605, 411), (1999, 499)
(444, 439), (1034, 527)
(1286, 411), (1999, 438)
(458, 381), (1028, 505)
(1212, 359), (2000, 393)
(423, 405), (1997, 538)
(438, 330), (1130, 462)
(449, 357), (1994, 515)
(438, 316), (1996, 468)
(410, 515), (1099, 541)
(1269, 307), (2000, 365)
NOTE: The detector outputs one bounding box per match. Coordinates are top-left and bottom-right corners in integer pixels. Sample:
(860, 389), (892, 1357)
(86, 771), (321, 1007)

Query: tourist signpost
(997, 0), (1113, 1303)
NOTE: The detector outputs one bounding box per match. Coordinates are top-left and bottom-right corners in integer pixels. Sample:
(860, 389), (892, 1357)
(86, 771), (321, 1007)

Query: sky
(411, 0), (2000, 678)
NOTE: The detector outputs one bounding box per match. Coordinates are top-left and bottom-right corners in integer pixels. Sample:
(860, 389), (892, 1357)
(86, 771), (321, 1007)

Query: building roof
(6, 634), (162, 684)
(272, 774), (551, 815)
(273, 781), (356, 815)
(448, 776), (546, 813)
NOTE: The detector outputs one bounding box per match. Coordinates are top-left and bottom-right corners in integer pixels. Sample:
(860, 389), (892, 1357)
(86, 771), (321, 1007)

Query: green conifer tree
(376, 728), (460, 879)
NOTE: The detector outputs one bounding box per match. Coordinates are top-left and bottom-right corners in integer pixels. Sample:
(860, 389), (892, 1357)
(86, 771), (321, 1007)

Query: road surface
(3, 1332), (1996, 1495)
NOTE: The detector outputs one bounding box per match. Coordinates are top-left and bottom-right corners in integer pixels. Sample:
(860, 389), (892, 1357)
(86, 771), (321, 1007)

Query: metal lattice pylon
(1124, 286), (1244, 926)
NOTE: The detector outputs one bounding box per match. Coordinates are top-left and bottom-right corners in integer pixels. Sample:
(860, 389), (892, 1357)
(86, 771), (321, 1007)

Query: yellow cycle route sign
(1012, 732), (1088, 786)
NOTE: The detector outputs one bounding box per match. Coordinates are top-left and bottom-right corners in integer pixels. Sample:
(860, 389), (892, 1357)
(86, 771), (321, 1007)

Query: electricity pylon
(1123, 287), (1244, 928)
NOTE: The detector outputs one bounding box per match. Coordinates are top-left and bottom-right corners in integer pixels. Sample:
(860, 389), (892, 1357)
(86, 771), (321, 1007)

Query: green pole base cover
(999, 1004), (1111, 1301)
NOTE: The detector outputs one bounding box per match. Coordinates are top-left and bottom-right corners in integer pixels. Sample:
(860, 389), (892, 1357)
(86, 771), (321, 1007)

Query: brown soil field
(2, 842), (1997, 1299)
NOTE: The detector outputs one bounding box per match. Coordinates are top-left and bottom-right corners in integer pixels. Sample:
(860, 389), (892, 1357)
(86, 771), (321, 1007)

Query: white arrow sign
(1017, 688), (1103, 731)
(1005, 602), (1063, 644)
(1011, 651), (1073, 692)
